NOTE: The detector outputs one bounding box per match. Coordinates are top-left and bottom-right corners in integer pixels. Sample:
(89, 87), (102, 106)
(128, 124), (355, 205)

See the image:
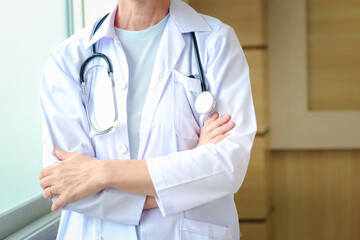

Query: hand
(39, 147), (104, 211)
(197, 113), (234, 147)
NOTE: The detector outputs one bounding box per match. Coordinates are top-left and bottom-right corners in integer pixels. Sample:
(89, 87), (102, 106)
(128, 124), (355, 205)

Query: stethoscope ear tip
(113, 120), (120, 127)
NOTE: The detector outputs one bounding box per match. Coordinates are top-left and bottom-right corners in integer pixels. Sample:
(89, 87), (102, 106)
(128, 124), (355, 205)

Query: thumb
(51, 195), (66, 212)
(54, 147), (71, 161)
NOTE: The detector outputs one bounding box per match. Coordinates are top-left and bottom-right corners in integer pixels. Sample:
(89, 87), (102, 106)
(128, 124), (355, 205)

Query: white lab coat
(40, 0), (256, 239)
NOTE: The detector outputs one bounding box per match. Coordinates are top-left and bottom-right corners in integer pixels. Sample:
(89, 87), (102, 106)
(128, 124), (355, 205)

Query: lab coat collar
(85, 5), (118, 49)
(169, 0), (211, 33)
(85, 0), (211, 49)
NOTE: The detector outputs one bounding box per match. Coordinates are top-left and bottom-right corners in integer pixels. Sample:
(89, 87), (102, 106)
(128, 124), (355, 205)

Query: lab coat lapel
(138, 18), (185, 159)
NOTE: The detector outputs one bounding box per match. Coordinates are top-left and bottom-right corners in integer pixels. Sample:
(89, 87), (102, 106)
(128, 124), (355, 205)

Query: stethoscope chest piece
(195, 91), (216, 114)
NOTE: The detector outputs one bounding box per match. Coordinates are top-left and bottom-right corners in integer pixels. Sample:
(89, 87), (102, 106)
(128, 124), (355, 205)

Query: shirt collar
(85, 0), (211, 49)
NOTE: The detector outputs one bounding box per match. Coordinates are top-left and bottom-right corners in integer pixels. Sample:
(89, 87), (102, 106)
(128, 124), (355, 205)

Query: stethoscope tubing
(80, 20), (118, 137)
(81, 82), (115, 135)
(191, 32), (206, 92)
(80, 13), (214, 137)
(80, 53), (113, 84)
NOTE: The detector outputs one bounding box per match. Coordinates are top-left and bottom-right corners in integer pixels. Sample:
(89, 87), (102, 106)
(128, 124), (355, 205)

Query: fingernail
(211, 112), (219, 119)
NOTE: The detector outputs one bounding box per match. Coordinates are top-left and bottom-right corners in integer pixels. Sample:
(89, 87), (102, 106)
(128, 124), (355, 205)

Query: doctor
(39, 0), (256, 239)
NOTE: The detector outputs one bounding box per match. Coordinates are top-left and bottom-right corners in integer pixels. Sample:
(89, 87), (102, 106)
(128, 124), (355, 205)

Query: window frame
(0, 1), (85, 237)
(0, 195), (59, 239)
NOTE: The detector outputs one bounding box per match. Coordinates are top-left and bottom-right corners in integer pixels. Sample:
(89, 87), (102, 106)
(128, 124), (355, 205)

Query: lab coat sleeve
(39, 49), (145, 225)
(146, 25), (257, 216)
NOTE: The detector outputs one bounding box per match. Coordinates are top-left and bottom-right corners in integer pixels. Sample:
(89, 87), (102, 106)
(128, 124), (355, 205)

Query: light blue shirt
(115, 15), (169, 160)
(115, 15), (169, 240)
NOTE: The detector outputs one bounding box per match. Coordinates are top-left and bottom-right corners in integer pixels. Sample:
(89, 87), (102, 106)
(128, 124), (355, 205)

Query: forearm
(40, 111), (230, 213)
(101, 160), (159, 211)
(101, 159), (157, 197)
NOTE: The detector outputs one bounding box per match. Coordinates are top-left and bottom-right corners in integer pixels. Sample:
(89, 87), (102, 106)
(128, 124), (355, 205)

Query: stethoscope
(80, 13), (216, 138)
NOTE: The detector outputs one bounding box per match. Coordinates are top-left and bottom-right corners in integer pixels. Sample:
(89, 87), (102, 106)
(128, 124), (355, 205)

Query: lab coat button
(116, 143), (128, 154)
(118, 80), (127, 90)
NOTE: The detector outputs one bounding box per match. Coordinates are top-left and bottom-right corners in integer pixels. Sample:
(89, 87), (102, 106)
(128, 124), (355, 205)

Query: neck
(115, 0), (170, 30)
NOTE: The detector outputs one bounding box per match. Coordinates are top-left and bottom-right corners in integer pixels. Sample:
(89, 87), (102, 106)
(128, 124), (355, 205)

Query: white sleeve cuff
(146, 156), (175, 217)
(61, 189), (146, 225)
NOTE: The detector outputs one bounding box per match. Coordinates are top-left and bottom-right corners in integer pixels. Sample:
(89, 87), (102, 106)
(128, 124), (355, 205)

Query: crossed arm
(39, 112), (234, 212)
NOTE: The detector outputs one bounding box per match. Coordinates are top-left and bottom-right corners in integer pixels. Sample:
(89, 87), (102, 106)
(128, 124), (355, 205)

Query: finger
(44, 186), (58, 200)
(40, 176), (54, 189)
(203, 112), (219, 127)
(38, 165), (56, 180)
(209, 112), (219, 120)
(210, 133), (230, 144)
(52, 194), (68, 212)
(206, 114), (231, 133)
(43, 187), (52, 200)
(209, 121), (235, 139)
(54, 147), (71, 161)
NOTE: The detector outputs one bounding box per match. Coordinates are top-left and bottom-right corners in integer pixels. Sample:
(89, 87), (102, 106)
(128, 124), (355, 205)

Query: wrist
(98, 159), (113, 189)
(100, 159), (131, 189)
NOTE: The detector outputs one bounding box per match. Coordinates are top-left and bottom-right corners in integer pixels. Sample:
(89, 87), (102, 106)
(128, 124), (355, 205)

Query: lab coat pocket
(181, 218), (232, 240)
(173, 70), (202, 93)
(172, 71), (201, 147)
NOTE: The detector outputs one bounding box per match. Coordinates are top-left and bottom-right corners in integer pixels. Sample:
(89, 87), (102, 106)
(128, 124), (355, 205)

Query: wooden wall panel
(268, 0), (360, 149)
(240, 212), (274, 240)
(189, 0), (267, 47)
(272, 150), (360, 240)
(188, 2), (273, 240)
(308, 1), (360, 110)
(235, 134), (272, 219)
(245, 50), (269, 134)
